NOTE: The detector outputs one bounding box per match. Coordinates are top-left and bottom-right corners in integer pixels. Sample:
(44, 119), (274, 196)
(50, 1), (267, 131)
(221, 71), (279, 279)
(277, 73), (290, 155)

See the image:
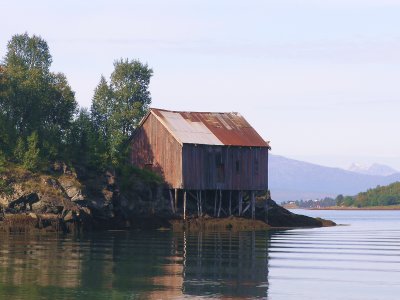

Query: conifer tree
(0, 150), (6, 172)
(23, 132), (40, 171)
(13, 137), (26, 163)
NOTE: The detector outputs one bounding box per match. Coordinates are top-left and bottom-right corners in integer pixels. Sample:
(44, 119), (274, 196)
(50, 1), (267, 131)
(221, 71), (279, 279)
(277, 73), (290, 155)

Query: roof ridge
(151, 107), (239, 115)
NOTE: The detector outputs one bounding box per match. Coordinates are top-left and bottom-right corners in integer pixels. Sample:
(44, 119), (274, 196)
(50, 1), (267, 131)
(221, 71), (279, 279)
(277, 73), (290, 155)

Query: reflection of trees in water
(0, 230), (272, 299)
(0, 233), (84, 299)
(0, 234), (81, 289)
(0, 231), (183, 298)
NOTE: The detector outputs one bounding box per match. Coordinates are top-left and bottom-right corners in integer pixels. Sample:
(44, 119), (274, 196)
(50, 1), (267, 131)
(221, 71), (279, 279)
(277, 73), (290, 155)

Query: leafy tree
(4, 32), (52, 72)
(110, 58), (152, 137)
(24, 131), (40, 171)
(0, 67), (11, 150)
(1, 33), (77, 162)
(0, 111), (14, 156)
(91, 59), (153, 166)
(343, 196), (354, 206)
(2, 33), (52, 135)
(66, 109), (107, 169)
(43, 72), (77, 159)
(1, 33), (153, 174)
(91, 76), (113, 162)
(66, 109), (91, 165)
(335, 194), (344, 206)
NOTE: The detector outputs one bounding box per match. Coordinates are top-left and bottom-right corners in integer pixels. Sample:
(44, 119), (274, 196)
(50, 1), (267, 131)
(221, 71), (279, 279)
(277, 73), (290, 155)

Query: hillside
(338, 181), (400, 207)
(269, 154), (400, 202)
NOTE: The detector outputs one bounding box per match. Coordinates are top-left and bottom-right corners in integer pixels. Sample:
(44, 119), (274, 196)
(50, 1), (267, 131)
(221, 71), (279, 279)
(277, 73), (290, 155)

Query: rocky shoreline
(0, 163), (335, 233)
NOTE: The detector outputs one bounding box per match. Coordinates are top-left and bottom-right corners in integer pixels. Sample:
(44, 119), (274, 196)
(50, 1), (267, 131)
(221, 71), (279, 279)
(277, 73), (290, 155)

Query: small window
(235, 160), (240, 173)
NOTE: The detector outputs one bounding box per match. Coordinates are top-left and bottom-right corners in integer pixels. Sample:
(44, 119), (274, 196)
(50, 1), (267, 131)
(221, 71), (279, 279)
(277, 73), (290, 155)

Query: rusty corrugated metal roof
(150, 108), (269, 147)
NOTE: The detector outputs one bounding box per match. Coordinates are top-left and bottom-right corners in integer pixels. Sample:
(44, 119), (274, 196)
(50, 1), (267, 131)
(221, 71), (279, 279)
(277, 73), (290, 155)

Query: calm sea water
(0, 210), (399, 299)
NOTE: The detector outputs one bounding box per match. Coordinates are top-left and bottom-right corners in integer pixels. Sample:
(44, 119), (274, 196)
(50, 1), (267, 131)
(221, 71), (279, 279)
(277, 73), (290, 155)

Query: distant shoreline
(300, 206), (400, 211)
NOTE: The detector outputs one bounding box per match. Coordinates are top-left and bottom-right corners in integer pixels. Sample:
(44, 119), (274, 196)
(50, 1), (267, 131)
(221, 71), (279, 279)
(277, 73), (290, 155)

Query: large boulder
(0, 168), (90, 222)
(256, 198), (335, 227)
(58, 175), (85, 202)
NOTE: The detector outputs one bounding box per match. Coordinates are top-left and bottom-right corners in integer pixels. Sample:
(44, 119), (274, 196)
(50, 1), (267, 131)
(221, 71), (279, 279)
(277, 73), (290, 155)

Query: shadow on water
(0, 230), (281, 299)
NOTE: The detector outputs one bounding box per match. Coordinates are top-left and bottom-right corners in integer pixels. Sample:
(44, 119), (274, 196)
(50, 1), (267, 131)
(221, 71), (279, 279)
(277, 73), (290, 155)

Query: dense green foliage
(336, 182), (400, 207)
(0, 33), (77, 167)
(0, 150), (6, 172)
(91, 59), (153, 165)
(0, 33), (153, 173)
(23, 131), (40, 171)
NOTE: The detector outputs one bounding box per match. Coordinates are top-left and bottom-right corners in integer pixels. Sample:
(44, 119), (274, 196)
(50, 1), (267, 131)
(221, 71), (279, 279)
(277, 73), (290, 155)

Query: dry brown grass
(171, 216), (270, 232)
(0, 214), (67, 233)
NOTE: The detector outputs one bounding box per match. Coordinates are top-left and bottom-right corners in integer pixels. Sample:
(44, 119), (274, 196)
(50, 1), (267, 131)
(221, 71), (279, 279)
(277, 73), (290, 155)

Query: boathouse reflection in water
(0, 231), (272, 299)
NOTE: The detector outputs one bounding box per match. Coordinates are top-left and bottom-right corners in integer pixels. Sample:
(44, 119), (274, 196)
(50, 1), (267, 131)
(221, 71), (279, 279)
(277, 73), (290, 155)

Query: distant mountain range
(269, 154), (400, 203)
(347, 163), (398, 176)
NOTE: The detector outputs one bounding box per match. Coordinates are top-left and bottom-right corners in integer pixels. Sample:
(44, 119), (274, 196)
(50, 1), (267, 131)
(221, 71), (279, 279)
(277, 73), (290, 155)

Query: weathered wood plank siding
(182, 144), (268, 190)
(130, 113), (183, 188)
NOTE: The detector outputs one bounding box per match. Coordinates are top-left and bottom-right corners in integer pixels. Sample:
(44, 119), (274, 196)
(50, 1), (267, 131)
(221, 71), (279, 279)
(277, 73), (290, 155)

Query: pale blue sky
(1, 0), (400, 169)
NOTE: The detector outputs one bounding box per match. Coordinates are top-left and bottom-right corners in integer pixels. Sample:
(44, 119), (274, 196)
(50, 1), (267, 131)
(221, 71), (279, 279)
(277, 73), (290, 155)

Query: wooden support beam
(188, 191), (201, 217)
(265, 190), (269, 223)
(169, 189), (175, 214)
(242, 202), (251, 215)
(199, 190), (203, 216)
(218, 190), (222, 217)
(251, 191), (255, 220)
(232, 204), (239, 214)
(196, 191), (199, 217)
(196, 191), (200, 217)
(188, 191), (198, 200)
(229, 191), (232, 216)
(183, 190), (187, 220)
(214, 190), (217, 217)
(220, 207), (227, 215)
(174, 189), (178, 213)
(238, 191), (243, 216)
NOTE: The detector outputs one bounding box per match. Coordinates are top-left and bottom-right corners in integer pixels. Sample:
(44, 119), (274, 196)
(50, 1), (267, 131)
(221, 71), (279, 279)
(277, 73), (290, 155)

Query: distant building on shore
(130, 108), (270, 219)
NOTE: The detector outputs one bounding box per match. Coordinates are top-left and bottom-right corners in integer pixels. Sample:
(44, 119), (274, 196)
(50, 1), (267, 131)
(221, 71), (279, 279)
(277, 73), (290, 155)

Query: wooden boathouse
(130, 108), (270, 219)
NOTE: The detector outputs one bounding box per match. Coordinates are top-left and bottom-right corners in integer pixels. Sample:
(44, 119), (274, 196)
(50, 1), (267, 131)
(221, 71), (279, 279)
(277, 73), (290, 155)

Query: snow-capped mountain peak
(348, 163), (398, 176)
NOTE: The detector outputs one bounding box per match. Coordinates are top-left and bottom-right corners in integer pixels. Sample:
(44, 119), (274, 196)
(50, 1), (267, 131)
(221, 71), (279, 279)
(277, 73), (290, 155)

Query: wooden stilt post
(238, 191), (243, 216)
(265, 190), (269, 223)
(251, 191), (255, 220)
(169, 189), (175, 214)
(174, 189), (178, 213)
(229, 191), (232, 216)
(183, 190), (187, 220)
(214, 190), (217, 216)
(197, 191), (200, 217)
(199, 190), (203, 216)
(218, 190), (222, 217)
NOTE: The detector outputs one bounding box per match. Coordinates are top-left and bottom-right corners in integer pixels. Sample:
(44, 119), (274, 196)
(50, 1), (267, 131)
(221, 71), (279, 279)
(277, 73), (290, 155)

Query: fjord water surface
(0, 210), (399, 299)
